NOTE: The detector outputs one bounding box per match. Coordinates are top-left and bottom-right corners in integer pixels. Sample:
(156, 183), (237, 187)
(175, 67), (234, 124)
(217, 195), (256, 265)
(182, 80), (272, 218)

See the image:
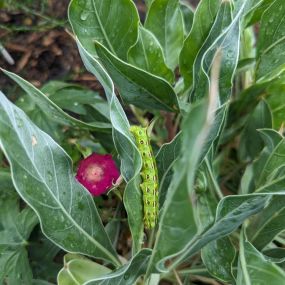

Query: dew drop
(74, 102), (79, 106)
(80, 11), (89, 21)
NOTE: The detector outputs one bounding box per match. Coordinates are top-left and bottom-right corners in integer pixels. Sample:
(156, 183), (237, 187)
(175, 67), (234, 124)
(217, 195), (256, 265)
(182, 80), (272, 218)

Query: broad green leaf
(85, 249), (152, 285)
(145, 0), (184, 69)
(179, 0), (220, 88)
(266, 80), (285, 129)
(191, 0), (233, 101)
(255, 131), (285, 192)
(239, 100), (272, 161)
(16, 95), (63, 143)
(237, 232), (285, 284)
(196, 165), (236, 283)
(0, 168), (14, 190)
(68, 0), (139, 60)
(194, 2), (247, 103)
(1, 69), (111, 132)
(147, 82), (219, 275)
(57, 254), (111, 285)
(256, 0), (285, 80)
(247, 196), (285, 250)
(232, 0), (257, 14)
(75, 41), (144, 253)
(46, 83), (110, 122)
(105, 204), (121, 247)
(243, 130), (285, 249)
(263, 248), (285, 263)
(0, 172), (38, 285)
(94, 41), (179, 112)
(227, 72), (285, 131)
(155, 133), (181, 206)
(203, 105), (229, 162)
(0, 91), (120, 266)
(180, 1), (194, 36)
(128, 26), (174, 83)
(157, 194), (272, 272)
(244, 0), (273, 27)
(29, 231), (61, 282)
(145, 0), (153, 9)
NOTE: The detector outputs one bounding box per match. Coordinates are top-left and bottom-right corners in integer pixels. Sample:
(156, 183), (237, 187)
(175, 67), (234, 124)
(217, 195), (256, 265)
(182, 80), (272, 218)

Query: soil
(0, 0), (199, 93)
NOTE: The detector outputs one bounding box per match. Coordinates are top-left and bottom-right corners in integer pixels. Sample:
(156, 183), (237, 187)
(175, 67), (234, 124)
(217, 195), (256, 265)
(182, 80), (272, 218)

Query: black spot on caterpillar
(130, 126), (158, 229)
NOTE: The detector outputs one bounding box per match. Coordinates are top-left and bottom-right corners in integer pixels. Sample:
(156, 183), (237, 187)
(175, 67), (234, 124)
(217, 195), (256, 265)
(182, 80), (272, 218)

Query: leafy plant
(1, 0), (285, 284)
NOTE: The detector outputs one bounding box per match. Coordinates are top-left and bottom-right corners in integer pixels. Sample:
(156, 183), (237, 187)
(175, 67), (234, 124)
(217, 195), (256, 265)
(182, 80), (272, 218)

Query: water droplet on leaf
(80, 11), (89, 21)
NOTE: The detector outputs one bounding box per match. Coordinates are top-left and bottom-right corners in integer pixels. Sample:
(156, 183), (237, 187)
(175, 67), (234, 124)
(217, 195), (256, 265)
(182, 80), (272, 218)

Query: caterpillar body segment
(129, 126), (159, 229)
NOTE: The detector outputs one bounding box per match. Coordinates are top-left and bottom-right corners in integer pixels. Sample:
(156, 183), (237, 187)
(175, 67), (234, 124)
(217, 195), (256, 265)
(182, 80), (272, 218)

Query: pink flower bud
(76, 153), (120, 196)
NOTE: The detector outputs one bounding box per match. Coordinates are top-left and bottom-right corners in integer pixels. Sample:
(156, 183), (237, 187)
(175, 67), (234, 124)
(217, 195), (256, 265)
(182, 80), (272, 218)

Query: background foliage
(1, 0), (285, 284)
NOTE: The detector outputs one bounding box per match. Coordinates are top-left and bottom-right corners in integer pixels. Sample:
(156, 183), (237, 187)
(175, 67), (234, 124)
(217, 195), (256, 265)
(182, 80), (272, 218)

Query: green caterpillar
(130, 126), (159, 229)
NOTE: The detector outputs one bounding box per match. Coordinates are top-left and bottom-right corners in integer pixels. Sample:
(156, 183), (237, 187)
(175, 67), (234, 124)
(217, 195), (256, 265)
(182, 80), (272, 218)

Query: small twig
(65, 28), (76, 41)
(0, 43), (14, 65)
(190, 275), (221, 285)
(173, 270), (183, 285)
(130, 105), (148, 126)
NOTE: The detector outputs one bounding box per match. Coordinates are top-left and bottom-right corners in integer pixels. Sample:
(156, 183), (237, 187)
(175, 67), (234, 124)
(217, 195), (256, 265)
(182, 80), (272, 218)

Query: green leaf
(194, 2), (247, 103)
(29, 231), (61, 282)
(147, 79), (219, 274)
(266, 80), (285, 129)
(0, 91), (120, 266)
(180, 1), (194, 36)
(75, 42), (144, 253)
(85, 249), (152, 285)
(179, 0), (220, 88)
(247, 195), (285, 250)
(244, 130), (285, 249)
(0, 171), (38, 285)
(57, 254), (111, 285)
(157, 194), (272, 272)
(196, 166), (236, 283)
(239, 100), (272, 161)
(191, 0), (233, 101)
(256, 0), (285, 80)
(244, 0), (273, 27)
(0, 169), (14, 190)
(262, 248), (285, 263)
(145, 0), (184, 69)
(145, 0), (153, 9)
(254, 130), (285, 192)
(68, 0), (139, 60)
(237, 232), (285, 284)
(46, 83), (110, 122)
(155, 133), (181, 206)
(1, 69), (111, 132)
(128, 26), (175, 83)
(94, 41), (179, 112)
